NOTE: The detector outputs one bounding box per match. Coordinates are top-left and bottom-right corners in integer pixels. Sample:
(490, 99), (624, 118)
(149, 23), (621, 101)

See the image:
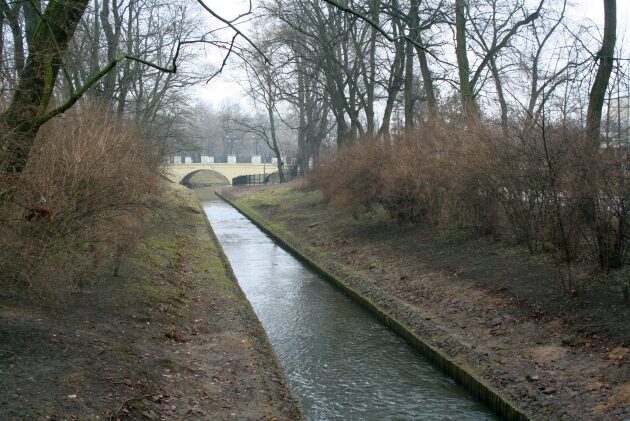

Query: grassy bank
(224, 184), (629, 421)
(0, 183), (302, 419)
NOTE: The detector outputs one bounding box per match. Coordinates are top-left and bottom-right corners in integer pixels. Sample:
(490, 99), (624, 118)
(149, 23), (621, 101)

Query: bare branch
(207, 33), (238, 83)
(196, 0), (270, 65)
(320, 0), (430, 54)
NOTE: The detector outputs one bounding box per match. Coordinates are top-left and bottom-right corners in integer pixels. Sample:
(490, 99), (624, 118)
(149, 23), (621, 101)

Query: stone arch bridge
(166, 163), (273, 185)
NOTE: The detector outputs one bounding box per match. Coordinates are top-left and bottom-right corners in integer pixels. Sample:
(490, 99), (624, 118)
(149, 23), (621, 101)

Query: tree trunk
(0, 0), (25, 74)
(489, 57), (508, 133)
(100, 0), (118, 100)
(297, 61), (309, 175)
(455, 0), (479, 119)
(117, 0), (135, 113)
(378, 36), (406, 137)
(0, 13), (4, 77)
(336, 117), (352, 149)
(414, 37), (437, 119)
(23, 0), (41, 46)
(586, 0), (617, 144)
(404, 37), (415, 131)
(585, 0), (617, 269)
(365, 0), (379, 135)
(409, 0), (437, 119)
(266, 80), (284, 182)
(1, 0), (90, 174)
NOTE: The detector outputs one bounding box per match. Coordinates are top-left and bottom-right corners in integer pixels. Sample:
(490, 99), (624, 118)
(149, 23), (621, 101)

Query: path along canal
(203, 199), (497, 420)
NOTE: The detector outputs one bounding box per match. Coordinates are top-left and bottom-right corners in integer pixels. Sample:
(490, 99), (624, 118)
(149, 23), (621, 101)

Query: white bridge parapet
(166, 162), (272, 184)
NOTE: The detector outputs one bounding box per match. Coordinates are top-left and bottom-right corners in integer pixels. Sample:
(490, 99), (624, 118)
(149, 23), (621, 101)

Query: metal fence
(232, 170), (296, 186)
(232, 173), (267, 186)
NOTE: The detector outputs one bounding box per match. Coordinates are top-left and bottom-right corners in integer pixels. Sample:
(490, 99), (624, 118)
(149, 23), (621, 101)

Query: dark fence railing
(232, 169), (297, 186)
(232, 173), (267, 186)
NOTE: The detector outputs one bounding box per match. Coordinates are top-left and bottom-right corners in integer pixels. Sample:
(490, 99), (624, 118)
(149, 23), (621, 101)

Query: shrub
(311, 138), (387, 217)
(590, 147), (630, 270)
(0, 105), (163, 295)
(308, 116), (630, 291)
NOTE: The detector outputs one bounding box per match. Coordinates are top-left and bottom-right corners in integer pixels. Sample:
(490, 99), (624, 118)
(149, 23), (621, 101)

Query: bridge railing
(232, 170), (296, 186)
(232, 173), (267, 186)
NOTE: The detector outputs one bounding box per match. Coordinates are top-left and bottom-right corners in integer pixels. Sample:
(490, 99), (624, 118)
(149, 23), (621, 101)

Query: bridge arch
(180, 169), (230, 187)
(167, 163), (271, 185)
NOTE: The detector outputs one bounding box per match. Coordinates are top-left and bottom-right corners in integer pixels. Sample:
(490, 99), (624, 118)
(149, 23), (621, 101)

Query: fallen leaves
(608, 347), (628, 362)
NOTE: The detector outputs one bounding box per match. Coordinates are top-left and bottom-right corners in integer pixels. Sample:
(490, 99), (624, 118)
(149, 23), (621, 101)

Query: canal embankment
(221, 184), (630, 421)
(0, 183), (302, 419)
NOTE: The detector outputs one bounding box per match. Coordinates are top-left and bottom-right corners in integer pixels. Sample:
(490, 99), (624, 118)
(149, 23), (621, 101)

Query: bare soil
(0, 184), (302, 420)
(227, 183), (629, 421)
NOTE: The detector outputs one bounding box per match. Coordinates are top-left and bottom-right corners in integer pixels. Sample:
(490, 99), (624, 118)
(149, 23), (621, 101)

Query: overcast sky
(190, 0), (630, 110)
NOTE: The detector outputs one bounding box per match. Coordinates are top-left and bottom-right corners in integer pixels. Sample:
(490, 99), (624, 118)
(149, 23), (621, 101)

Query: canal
(203, 199), (496, 420)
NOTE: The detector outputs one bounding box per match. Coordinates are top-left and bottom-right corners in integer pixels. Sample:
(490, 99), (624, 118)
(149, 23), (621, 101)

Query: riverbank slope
(224, 183), (629, 421)
(0, 184), (302, 419)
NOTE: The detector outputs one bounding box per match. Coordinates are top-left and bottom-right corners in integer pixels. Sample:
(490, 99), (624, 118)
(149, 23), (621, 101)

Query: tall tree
(240, 37), (287, 180)
(1, 0), (90, 173)
(586, 0), (617, 144)
(454, 0), (477, 118)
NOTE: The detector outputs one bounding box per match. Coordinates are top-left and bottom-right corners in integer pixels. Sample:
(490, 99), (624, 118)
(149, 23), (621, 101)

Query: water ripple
(203, 201), (496, 421)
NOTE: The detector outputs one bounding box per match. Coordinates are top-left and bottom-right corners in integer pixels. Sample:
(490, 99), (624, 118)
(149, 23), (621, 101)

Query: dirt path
(0, 185), (302, 420)
(226, 184), (629, 421)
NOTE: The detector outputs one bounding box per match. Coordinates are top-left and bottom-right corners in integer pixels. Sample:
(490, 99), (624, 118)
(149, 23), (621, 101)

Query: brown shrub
(311, 138), (387, 217)
(590, 147), (630, 270)
(309, 117), (630, 289)
(0, 106), (163, 295)
(379, 127), (455, 225)
(311, 121), (503, 230)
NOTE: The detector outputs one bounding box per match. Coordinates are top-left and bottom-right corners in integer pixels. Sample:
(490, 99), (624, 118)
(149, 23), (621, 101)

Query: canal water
(202, 199), (496, 420)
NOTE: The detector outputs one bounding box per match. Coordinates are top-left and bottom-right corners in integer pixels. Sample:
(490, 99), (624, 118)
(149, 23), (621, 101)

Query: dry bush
(590, 148), (630, 270)
(311, 138), (387, 216)
(491, 136), (550, 253)
(310, 121), (504, 230)
(379, 125), (457, 225)
(291, 176), (316, 192)
(0, 106), (163, 296)
(378, 141), (430, 224)
(501, 124), (593, 290)
(426, 122), (502, 236)
(492, 122), (630, 288)
(309, 117), (630, 291)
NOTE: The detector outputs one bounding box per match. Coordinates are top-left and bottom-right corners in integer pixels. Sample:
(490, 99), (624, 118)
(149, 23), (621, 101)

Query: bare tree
(0, 0), (264, 176)
(586, 0), (617, 144)
(1, 0), (91, 174)
(240, 35), (288, 179)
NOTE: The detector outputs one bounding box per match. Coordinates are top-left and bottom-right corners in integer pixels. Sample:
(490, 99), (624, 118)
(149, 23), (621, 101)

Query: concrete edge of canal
(217, 191), (531, 421)
(191, 189), (306, 420)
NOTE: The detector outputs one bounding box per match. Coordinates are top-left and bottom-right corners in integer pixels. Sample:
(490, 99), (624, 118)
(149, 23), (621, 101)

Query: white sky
(189, 0), (630, 110)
